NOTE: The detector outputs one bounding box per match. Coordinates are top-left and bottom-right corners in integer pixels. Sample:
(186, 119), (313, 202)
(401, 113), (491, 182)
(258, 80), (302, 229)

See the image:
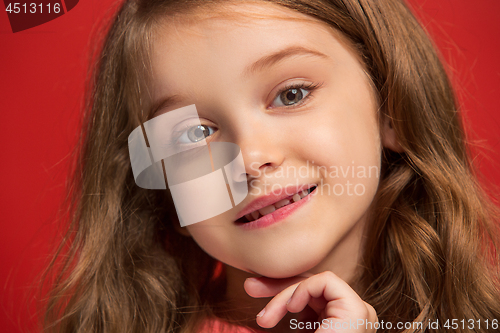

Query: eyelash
(270, 82), (322, 109)
(173, 123), (216, 145)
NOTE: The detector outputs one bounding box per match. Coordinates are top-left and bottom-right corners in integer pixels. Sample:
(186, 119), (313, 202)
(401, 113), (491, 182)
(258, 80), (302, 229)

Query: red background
(1, 1), (499, 332)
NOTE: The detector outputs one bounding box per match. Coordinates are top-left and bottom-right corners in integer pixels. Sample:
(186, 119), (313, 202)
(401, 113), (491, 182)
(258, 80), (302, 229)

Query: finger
(244, 275), (306, 298)
(254, 281), (301, 328)
(287, 271), (363, 317)
(305, 296), (328, 315)
(365, 302), (378, 329)
(313, 302), (377, 333)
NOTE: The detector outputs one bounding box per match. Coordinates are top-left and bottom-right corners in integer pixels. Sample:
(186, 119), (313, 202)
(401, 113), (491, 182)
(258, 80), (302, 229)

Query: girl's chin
(243, 259), (320, 279)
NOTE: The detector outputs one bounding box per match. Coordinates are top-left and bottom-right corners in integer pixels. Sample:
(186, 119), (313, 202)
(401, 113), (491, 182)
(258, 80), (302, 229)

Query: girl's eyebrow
(149, 94), (186, 118)
(244, 45), (328, 76)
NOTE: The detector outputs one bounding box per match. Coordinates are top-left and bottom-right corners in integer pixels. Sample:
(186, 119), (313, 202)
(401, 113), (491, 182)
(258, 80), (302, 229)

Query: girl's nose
(237, 133), (285, 180)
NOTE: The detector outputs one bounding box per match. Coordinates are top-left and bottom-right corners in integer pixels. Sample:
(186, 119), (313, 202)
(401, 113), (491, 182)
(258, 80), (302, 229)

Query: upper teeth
(244, 189), (311, 222)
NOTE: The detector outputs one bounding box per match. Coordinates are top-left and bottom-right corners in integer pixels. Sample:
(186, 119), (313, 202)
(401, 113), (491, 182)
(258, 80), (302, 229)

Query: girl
(42, 0), (500, 332)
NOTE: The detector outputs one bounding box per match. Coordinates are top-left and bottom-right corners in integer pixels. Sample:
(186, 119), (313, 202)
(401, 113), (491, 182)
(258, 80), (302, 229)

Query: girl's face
(150, 3), (390, 280)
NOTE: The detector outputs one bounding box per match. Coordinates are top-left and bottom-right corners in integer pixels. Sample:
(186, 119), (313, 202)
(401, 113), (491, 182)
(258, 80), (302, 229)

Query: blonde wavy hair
(41, 0), (500, 332)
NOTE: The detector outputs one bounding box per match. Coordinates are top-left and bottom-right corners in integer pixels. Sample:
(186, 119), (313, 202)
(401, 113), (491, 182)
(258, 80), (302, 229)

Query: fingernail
(257, 308), (266, 318)
(246, 277), (259, 283)
(286, 297), (292, 305)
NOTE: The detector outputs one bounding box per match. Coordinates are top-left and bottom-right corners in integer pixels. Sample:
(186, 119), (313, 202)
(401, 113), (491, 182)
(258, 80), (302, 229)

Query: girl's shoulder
(199, 317), (267, 333)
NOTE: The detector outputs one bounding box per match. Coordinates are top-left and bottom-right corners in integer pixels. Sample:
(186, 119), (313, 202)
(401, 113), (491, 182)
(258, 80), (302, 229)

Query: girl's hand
(244, 271), (378, 332)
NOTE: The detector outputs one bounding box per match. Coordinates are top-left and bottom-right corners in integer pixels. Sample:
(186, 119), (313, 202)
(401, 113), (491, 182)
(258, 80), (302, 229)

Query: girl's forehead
(156, 1), (327, 32)
(152, 2), (336, 52)
(153, 1), (334, 52)
(148, 2), (355, 106)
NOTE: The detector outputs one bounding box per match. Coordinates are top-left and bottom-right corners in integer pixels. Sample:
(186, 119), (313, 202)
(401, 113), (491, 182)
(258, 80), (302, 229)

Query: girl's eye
(271, 86), (311, 107)
(178, 125), (216, 144)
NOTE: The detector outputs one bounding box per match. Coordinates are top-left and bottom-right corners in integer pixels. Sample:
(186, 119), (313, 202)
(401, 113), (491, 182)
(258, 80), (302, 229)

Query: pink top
(199, 317), (267, 333)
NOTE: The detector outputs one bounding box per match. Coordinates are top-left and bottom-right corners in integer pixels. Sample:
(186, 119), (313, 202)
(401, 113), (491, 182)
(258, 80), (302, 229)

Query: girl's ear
(381, 114), (404, 153)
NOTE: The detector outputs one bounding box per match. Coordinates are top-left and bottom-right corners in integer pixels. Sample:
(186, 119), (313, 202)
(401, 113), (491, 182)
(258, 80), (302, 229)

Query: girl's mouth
(236, 185), (317, 224)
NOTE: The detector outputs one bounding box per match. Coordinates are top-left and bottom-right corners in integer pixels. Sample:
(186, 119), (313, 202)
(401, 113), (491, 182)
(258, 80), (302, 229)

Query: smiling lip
(234, 184), (317, 230)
